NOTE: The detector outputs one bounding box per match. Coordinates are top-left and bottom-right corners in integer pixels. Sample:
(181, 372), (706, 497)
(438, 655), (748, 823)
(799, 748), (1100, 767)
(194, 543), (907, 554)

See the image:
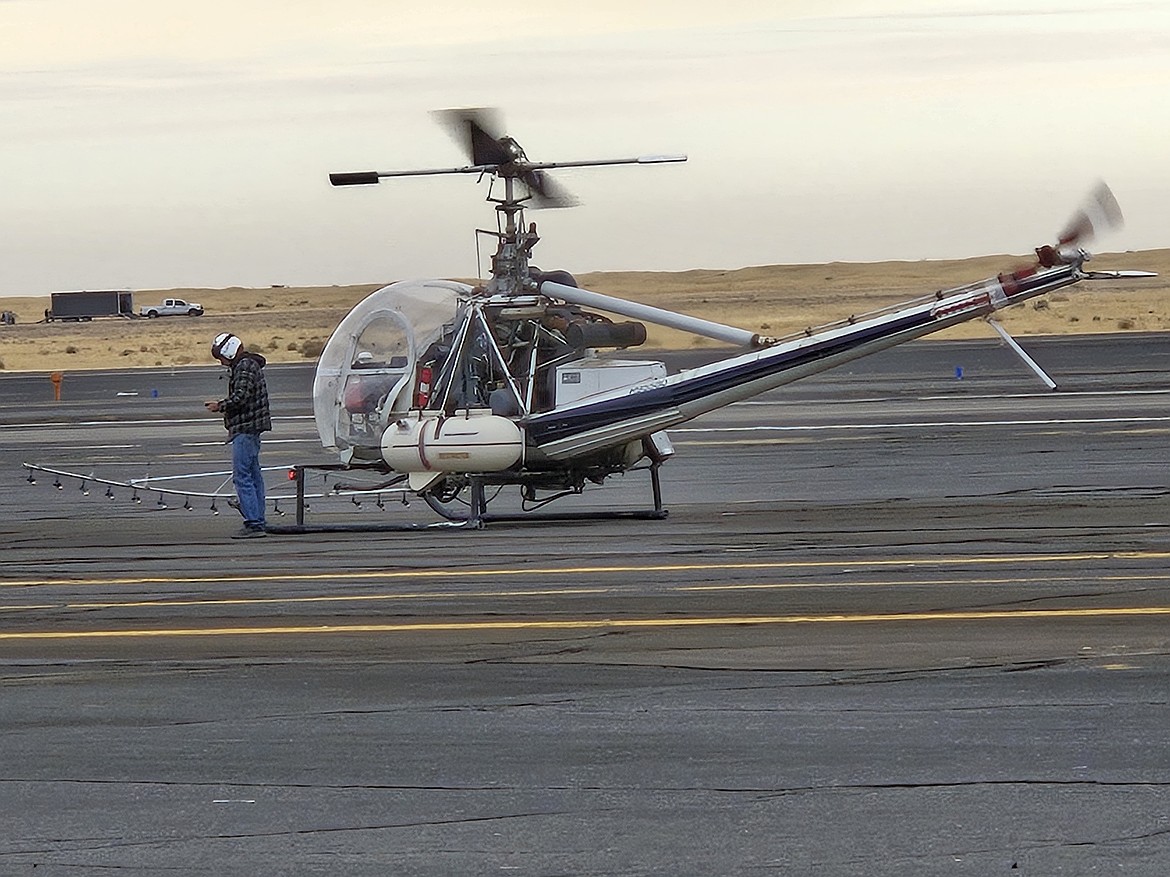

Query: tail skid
(986, 318), (1056, 389)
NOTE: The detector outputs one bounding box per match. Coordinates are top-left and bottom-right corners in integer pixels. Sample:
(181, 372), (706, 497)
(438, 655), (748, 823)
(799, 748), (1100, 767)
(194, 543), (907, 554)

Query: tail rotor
(1037, 181), (1125, 267)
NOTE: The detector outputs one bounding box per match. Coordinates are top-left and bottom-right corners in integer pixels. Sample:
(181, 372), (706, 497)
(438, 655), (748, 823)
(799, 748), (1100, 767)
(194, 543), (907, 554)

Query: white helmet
(211, 332), (242, 361)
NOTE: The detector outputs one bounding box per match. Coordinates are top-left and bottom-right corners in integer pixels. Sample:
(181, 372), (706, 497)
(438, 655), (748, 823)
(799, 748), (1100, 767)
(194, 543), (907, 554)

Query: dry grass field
(1, 248), (1166, 372)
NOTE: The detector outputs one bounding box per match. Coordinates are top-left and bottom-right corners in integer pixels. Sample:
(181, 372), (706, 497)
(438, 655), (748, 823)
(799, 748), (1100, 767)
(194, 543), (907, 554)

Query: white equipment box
(555, 359), (667, 406)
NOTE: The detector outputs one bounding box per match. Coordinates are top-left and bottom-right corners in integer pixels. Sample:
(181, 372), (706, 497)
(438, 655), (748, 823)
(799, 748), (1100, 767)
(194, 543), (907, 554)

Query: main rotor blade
(521, 154), (688, 172)
(328, 155), (688, 188)
(330, 165), (498, 185)
(329, 171), (382, 186)
(434, 107), (513, 166)
(522, 169), (578, 208)
(517, 154), (685, 208)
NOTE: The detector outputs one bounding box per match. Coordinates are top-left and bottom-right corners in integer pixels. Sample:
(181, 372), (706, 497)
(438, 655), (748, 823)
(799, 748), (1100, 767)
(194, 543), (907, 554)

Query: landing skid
(265, 463), (470, 533)
(425, 463), (668, 529)
(266, 520), (472, 533)
(272, 462), (668, 532)
(439, 467), (669, 528)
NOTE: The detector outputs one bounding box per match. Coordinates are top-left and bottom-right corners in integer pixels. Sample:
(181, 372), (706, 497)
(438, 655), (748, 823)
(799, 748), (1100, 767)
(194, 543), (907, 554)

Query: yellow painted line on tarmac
(64, 587), (613, 610)
(678, 576), (1044, 593)
(0, 571), (1163, 614)
(3, 571), (1170, 615)
(3, 551), (1170, 590)
(678, 571), (1170, 593)
(3, 605), (1170, 641)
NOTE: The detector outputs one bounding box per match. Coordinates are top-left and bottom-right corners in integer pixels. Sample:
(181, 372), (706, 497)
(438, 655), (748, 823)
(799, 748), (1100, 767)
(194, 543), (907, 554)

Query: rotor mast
(328, 108), (685, 297)
(485, 174), (535, 296)
(330, 154), (686, 295)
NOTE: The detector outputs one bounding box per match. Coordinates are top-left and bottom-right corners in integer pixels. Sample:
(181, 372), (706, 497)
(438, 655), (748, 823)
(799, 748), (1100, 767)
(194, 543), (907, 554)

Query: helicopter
(19, 110), (1155, 529)
(308, 108), (1155, 527)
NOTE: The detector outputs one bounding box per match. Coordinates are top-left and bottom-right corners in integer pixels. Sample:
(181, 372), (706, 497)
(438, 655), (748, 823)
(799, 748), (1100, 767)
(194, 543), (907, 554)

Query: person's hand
(205, 400), (221, 412)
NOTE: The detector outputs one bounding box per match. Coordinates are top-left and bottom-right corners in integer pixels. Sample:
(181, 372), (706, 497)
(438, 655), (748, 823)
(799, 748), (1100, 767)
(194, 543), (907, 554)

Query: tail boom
(526, 263), (1083, 458)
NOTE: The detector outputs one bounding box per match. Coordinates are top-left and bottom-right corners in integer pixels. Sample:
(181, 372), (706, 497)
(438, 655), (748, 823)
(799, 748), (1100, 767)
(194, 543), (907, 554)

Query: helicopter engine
(563, 319), (646, 351)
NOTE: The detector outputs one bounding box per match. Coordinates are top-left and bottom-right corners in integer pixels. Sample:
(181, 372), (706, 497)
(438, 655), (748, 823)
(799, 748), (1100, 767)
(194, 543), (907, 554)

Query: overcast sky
(1, 0), (1167, 296)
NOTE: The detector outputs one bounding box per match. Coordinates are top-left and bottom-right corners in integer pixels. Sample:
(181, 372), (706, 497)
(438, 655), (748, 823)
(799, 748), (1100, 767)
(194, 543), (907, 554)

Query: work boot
(231, 526), (267, 539)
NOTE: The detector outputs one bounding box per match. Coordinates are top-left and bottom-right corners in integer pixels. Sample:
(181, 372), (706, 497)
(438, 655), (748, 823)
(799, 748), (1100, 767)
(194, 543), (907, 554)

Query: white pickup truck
(139, 298), (204, 318)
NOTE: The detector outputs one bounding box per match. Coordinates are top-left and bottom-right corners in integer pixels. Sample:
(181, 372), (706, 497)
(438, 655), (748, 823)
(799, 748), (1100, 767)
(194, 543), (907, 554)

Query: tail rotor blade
(1057, 181), (1124, 246)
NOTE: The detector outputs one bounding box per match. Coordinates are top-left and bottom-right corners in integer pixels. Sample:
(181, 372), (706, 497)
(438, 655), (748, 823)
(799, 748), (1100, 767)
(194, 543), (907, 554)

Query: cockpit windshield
(313, 279), (468, 456)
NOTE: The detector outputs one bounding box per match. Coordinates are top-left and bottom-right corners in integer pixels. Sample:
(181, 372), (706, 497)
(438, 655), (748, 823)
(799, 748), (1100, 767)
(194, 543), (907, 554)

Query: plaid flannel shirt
(219, 352), (272, 438)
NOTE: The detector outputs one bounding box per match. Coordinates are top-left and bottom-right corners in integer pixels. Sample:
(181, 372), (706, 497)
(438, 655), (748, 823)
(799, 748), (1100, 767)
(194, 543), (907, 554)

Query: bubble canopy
(313, 279), (468, 453)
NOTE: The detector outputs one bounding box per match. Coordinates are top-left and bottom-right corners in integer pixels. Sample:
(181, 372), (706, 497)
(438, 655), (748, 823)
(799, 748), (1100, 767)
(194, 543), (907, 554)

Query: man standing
(205, 332), (272, 538)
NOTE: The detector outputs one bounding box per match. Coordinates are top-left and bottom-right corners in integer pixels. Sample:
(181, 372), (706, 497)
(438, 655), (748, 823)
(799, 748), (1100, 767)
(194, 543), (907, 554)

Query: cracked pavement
(3, 341), (1170, 873)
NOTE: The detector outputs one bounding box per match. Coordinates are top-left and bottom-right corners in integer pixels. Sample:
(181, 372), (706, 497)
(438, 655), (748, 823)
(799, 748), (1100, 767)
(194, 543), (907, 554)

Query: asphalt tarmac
(2, 335), (1170, 875)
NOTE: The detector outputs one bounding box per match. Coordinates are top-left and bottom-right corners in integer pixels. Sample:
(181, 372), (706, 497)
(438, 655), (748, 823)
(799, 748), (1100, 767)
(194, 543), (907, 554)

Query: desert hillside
(0, 249), (1166, 372)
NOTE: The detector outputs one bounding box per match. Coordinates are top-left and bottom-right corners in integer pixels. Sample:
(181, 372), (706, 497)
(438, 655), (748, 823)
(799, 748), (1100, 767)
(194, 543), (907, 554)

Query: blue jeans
(231, 433), (267, 530)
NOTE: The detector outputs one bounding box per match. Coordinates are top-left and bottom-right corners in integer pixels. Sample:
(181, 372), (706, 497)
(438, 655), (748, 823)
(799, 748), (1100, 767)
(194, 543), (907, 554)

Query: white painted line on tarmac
(182, 438), (318, 447)
(0, 415), (314, 430)
(674, 415), (1170, 433)
(734, 389), (1170, 405)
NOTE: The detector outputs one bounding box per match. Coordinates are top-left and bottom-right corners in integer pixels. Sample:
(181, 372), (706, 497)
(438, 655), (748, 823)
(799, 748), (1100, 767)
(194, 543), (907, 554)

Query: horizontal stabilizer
(1082, 270), (1158, 280)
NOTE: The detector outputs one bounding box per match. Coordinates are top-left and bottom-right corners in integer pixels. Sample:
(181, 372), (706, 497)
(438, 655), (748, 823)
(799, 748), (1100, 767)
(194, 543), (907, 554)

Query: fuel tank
(381, 410), (524, 473)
